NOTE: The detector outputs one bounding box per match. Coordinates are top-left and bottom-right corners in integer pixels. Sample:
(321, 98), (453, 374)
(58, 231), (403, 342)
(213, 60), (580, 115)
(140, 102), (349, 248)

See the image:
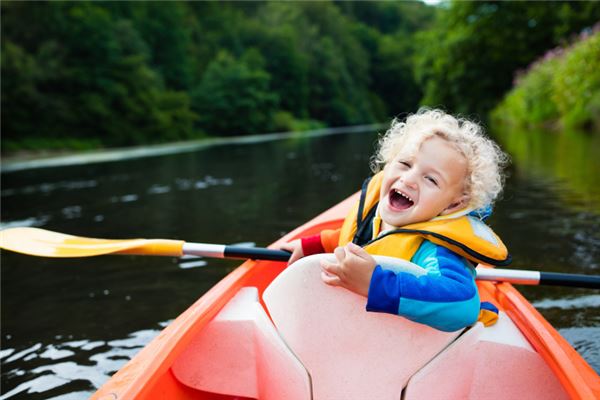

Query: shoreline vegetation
(2, 2), (599, 154)
(492, 25), (600, 131)
(490, 26), (600, 211)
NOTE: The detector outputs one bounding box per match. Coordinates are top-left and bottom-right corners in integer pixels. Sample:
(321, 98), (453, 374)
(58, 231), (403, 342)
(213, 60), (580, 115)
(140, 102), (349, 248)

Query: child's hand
(280, 239), (304, 265)
(320, 242), (376, 297)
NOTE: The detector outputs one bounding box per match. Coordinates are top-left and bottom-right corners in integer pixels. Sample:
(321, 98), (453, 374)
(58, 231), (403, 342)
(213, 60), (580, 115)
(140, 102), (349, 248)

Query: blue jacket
(366, 240), (480, 332)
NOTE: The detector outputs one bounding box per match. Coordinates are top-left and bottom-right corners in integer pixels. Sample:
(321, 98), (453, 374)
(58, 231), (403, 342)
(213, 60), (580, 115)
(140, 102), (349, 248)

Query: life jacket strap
(353, 176), (377, 246)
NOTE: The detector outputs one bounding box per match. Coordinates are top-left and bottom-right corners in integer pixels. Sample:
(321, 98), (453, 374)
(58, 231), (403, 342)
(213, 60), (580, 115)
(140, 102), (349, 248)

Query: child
(281, 108), (510, 332)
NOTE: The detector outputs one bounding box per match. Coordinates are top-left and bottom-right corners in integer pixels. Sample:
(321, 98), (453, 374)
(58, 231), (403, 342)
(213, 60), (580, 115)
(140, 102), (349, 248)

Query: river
(1, 127), (599, 398)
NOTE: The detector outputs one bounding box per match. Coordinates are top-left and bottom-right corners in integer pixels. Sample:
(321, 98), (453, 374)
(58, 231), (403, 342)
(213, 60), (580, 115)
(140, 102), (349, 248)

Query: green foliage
(192, 50), (279, 136)
(2, 1), (436, 150)
(414, 1), (600, 116)
(492, 59), (561, 126)
(1, 40), (43, 139)
(339, 2), (435, 119)
(552, 33), (600, 129)
(243, 16), (310, 117)
(271, 111), (325, 133)
(3, 0), (596, 151)
(336, 1), (435, 35)
(492, 31), (600, 131)
(107, 2), (195, 91)
(1, 2), (197, 148)
(2, 137), (101, 153)
(371, 32), (423, 118)
(252, 2), (376, 125)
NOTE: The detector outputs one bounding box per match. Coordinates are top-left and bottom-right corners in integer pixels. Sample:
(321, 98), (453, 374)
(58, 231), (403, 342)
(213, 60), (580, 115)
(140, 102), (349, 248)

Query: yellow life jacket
(338, 172), (511, 267)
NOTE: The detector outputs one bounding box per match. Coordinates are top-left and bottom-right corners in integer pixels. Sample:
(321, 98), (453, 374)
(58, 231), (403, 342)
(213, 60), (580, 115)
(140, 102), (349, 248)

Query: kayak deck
(91, 195), (600, 400)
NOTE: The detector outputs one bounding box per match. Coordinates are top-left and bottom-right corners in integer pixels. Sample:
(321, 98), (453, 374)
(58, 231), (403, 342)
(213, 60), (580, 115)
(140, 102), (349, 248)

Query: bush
(552, 32), (600, 129)
(271, 111), (325, 133)
(192, 50), (279, 136)
(492, 30), (600, 131)
(2, 137), (102, 152)
(491, 58), (560, 126)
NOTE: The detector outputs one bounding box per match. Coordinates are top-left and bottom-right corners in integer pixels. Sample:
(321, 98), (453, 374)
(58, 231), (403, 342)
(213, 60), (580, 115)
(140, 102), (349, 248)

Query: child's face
(379, 136), (469, 229)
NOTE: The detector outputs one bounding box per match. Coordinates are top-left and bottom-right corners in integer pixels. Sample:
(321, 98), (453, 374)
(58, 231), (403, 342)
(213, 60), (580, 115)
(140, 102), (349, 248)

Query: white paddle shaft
(476, 267), (540, 285)
(183, 243), (226, 258)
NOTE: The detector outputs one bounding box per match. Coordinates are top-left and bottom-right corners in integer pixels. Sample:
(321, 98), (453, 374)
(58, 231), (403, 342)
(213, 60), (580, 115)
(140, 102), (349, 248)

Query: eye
(425, 176), (439, 187)
(398, 161), (411, 168)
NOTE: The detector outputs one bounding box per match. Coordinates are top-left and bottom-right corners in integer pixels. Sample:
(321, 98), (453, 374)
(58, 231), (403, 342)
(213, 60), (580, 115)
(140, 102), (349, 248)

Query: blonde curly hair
(371, 108), (509, 210)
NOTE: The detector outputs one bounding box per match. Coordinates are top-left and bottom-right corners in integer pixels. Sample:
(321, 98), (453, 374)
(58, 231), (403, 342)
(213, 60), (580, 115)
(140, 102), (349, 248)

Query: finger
(346, 242), (376, 265)
(334, 246), (346, 263)
(288, 251), (301, 265)
(280, 242), (295, 252)
(346, 242), (368, 258)
(320, 259), (340, 276)
(283, 238), (301, 248)
(321, 270), (341, 286)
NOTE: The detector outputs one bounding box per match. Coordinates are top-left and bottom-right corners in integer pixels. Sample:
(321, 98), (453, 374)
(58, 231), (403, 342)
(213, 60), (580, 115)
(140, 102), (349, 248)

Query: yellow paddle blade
(0, 227), (184, 258)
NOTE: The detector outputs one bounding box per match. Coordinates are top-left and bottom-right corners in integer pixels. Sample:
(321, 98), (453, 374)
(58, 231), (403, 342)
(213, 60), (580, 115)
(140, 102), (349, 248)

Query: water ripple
(175, 175), (233, 191)
(532, 294), (600, 310)
(110, 194), (139, 203)
(0, 216), (51, 230)
(1, 180), (98, 198)
(558, 326), (600, 372)
(147, 184), (171, 195)
(0, 326), (163, 399)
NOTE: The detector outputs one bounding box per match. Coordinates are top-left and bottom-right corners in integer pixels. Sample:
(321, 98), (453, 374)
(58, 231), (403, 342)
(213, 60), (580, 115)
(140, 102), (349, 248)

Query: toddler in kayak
(281, 108), (510, 332)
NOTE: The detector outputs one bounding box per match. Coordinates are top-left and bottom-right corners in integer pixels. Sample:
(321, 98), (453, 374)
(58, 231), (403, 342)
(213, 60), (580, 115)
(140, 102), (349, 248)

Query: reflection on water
(1, 128), (599, 397)
(558, 326), (600, 373)
(532, 295), (600, 373)
(492, 126), (600, 372)
(493, 126), (600, 212)
(495, 177), (600, 271)
(1, 325), (165, 399)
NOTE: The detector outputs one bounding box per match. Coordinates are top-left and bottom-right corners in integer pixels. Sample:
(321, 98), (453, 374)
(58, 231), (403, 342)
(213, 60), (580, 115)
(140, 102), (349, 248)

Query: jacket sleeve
(365, 241), (480, 332)
(301, 229), (341, 255)
(320, 229), (341, 252)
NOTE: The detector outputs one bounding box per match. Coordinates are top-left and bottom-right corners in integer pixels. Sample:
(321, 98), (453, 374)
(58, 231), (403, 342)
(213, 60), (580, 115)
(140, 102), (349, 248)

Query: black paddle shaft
(224, 246), (292, 262)
(223, 246), (600, 289)
(539, 272), (600, 289)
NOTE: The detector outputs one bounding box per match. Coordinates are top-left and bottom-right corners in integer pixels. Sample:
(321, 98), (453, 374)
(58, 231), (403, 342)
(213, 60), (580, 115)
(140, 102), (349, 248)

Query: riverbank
(491, 28), (599, 131)
(1, 123), (387, 173)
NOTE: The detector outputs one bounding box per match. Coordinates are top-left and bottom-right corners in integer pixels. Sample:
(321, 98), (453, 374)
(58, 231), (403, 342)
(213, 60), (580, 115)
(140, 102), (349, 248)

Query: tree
(414, 1), (600, 116)
(336, 1), (436, 117)
(192, 50), (279, 136)
(108, 2), (195, 91)
(1, 40), (44, 143)
(1, 2), (196, 146)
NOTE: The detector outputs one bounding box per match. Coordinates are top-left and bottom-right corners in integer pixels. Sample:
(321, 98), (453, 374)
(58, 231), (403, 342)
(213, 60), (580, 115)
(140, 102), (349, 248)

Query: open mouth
(389, 189), (414, 211)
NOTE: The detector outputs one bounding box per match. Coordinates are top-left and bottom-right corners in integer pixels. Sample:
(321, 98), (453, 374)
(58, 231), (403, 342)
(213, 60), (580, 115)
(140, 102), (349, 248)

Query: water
(1, 129), (599, 398)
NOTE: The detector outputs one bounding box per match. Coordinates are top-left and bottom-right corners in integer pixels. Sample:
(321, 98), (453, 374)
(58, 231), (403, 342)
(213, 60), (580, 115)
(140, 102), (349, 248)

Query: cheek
(379, 185), (386, 203)
(380, 168), (394, 190)
(383, 163), (403, 180)
(419, 190), (447, 211)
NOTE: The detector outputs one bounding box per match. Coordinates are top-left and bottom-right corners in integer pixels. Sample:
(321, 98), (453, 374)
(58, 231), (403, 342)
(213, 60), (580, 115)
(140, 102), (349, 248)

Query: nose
(400, 169), (418, 189)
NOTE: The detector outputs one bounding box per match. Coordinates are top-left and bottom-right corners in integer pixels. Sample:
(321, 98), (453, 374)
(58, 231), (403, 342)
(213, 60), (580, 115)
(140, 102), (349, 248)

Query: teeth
(394, 189), (413, 203)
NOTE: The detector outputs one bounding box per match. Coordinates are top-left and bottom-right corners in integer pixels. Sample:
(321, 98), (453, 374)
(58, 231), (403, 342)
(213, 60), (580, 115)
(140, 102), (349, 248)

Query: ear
(439, 194), (470, 215)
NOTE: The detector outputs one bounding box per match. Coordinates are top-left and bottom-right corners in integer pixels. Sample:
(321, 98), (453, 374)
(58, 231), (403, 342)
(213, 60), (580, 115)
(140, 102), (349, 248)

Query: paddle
(0, 227), (292, 261)
(1, 227), (599, 289)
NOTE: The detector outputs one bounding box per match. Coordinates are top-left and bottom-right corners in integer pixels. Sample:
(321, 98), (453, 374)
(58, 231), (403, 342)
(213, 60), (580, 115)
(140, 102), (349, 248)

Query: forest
(2, 1), (599, 150)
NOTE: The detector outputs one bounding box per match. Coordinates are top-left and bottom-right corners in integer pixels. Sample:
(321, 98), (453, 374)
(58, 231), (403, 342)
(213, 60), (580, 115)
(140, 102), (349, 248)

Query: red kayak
(91, 194), (600, 400)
